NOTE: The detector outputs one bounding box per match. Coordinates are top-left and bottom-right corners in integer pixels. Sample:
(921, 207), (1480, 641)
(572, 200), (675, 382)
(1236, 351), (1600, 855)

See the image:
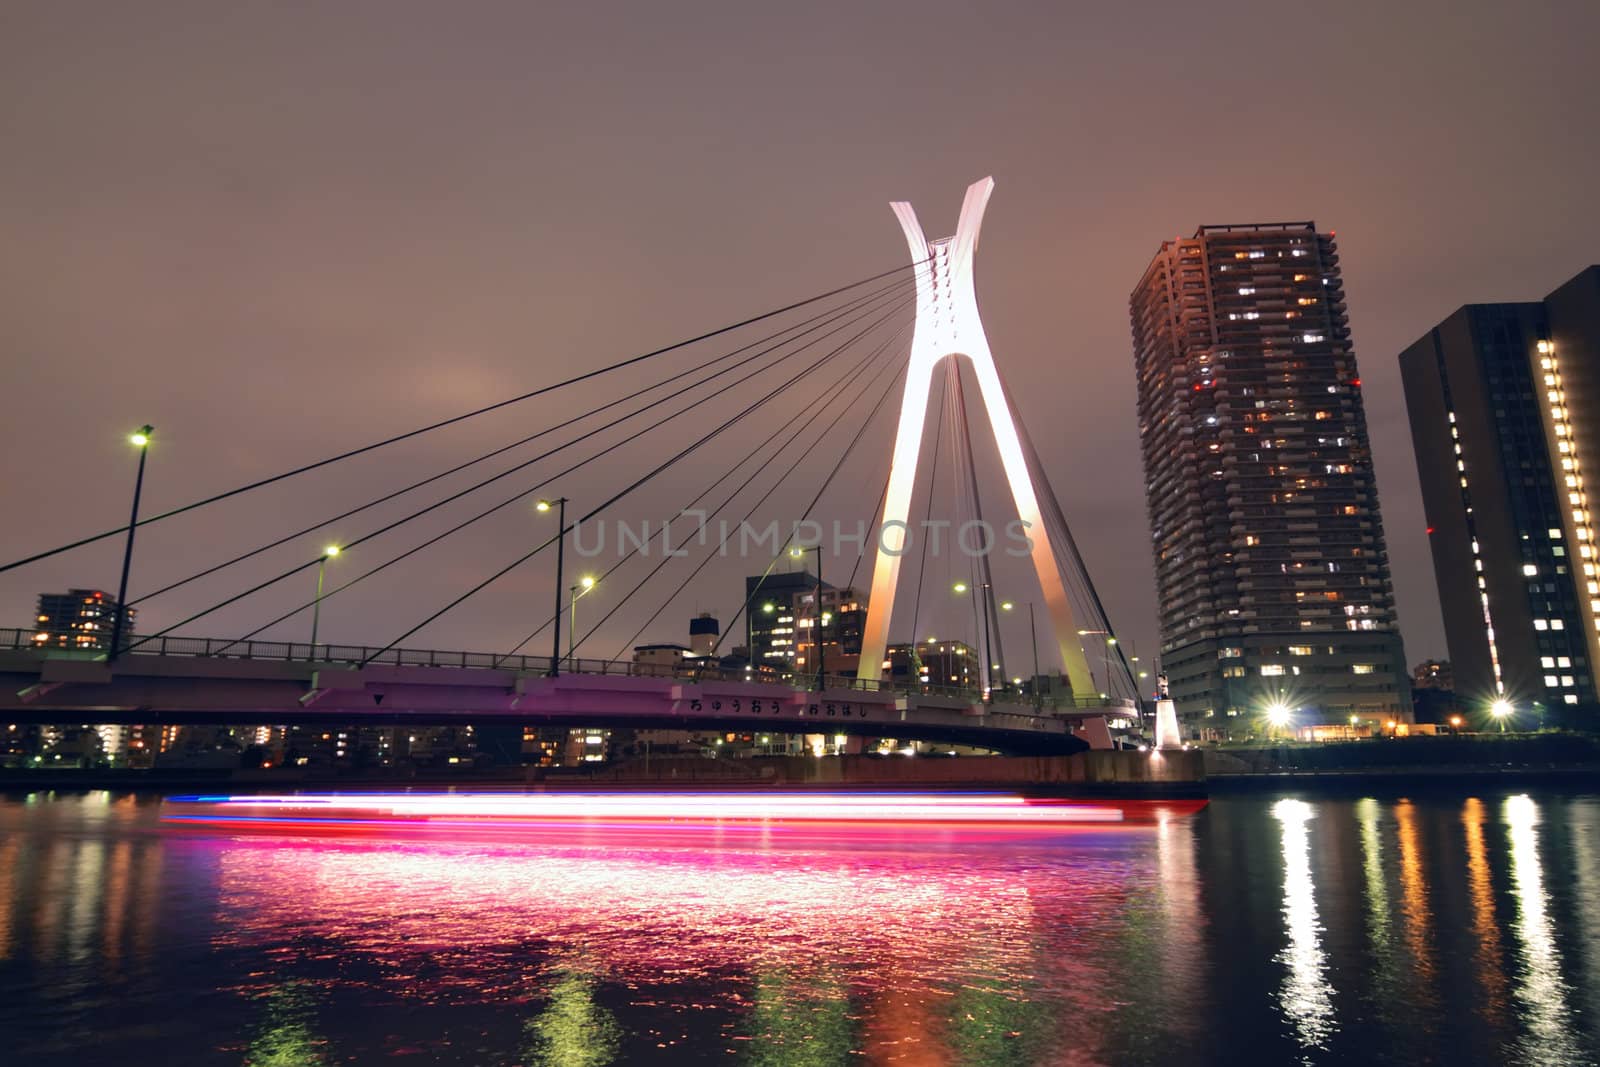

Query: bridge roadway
(0, 633), (1128, 754)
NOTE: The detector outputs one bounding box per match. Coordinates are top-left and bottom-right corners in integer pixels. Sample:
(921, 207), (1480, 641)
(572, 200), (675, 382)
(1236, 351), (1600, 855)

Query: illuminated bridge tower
(856, 178), (1095, 698)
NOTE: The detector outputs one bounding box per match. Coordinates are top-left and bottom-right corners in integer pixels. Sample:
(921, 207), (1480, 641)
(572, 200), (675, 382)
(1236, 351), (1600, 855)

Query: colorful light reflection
(163, 791), (1201, 838)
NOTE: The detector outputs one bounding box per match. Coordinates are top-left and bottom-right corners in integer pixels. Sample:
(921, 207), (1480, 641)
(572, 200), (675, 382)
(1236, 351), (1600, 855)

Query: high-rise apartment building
(33, 589), (135, 651)
(1398, 266), (1599, 720)
(1131, 223), (1410, 735)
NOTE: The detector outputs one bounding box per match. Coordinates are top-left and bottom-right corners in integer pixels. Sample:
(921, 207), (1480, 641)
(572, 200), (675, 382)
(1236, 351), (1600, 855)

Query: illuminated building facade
(33, 589), (134, 651)
(745, 572), (866, 679)
(1398, 266), (1600, 718)
(885, 640), (978, 691)
(1131, 223), (1409, 733)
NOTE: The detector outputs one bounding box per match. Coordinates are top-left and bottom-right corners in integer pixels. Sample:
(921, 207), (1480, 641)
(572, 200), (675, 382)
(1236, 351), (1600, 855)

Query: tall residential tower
(1398, 266), (1599, 722)
(1131, 223), (1409, 736)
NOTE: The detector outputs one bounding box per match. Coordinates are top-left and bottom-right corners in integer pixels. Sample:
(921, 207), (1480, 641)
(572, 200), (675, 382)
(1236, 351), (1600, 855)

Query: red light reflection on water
(194, 819), (1182, 1060)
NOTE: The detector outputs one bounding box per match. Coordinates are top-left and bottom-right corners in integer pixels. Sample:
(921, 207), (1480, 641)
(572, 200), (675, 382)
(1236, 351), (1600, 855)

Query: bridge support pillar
(1154, 698), (1183, 749)
(855, 177), (1096, 700)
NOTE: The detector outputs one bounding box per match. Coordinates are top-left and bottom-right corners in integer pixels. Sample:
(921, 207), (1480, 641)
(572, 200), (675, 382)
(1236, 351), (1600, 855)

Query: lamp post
(1001, 600), (1042, 711)
(952, 582), (975, 693)
(536, 498), (568, 676)
(107, 425), (153, 662)
(310, 544), (340, 651)
(792, 545), (824, 689)
(568, 575), (596, 668)
(1077, 628), (1119, 700)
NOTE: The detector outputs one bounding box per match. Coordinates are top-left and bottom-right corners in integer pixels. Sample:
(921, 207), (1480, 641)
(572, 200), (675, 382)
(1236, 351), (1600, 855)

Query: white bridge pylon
(856, 177), (1096, 699)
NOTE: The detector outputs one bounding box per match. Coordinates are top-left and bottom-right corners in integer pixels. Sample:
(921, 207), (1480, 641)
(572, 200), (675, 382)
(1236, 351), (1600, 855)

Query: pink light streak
(162, 791), (1182, 832)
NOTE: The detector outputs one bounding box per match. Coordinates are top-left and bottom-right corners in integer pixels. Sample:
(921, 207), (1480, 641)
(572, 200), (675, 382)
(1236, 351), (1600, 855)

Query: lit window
(1260, 664), (1286, 676)
(1352, 664), (1375, 674)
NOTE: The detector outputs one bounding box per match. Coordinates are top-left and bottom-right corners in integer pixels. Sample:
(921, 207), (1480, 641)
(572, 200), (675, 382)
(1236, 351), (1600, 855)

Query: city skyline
(5, 3), (1600, 671)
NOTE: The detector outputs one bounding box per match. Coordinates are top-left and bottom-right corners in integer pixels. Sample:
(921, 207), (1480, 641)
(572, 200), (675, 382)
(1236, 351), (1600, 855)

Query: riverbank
(1202, 732), (1600, 792)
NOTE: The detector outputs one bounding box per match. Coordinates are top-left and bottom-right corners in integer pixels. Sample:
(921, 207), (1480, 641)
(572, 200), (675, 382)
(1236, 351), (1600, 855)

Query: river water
(0, 788), (1597, 1066)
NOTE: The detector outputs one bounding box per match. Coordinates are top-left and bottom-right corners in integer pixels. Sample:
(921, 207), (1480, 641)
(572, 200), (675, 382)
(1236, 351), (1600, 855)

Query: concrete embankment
(1203, 733), (1600, 791)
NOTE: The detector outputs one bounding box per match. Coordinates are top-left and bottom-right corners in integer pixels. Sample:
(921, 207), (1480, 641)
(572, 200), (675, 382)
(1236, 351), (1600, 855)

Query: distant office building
(744, 571), (866, 678)
(1412, 659), (1454, 692)
(1130, 222), (1410, 735)
(886, 639), (978, 691)
(33, 589), (134, 651)
(1398, 266), (1600, 717)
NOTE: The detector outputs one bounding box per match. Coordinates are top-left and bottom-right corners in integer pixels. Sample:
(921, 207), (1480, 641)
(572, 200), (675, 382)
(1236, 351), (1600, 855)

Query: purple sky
(4, 1), (1599, 672)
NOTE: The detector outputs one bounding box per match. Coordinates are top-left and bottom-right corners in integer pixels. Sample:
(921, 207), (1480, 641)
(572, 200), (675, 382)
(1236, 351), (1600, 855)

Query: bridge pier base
(1074, 716), (1114, 750)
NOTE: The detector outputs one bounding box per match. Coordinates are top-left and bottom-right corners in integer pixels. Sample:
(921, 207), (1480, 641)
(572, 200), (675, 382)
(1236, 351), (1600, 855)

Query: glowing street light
(1266, 701), (1293, 733)
(792, 542), (825, 689)
(537, 498), (569, 676)
(108, 425), (154, 662)
(310, 543), (341, 651)
(1491, 698), (1513, 732)
(953, 582), (969, 594)
(568, 575), (597, 667)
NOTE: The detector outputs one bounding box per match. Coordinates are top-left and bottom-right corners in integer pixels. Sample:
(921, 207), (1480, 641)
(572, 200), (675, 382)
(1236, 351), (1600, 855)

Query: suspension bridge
(0, 178), (1143, 754)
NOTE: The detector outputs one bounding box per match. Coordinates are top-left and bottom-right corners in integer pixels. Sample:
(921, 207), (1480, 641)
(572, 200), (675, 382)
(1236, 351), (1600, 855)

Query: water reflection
(1355, 797), (1393, 973)
(244, 983), (328, 1067)
(1272, 798), (1336, 1056)
(1503, 794), (1582, 1066)
(1461, 796), (1510, 1028)
(523, 968), (621, 1067)
(2, 791), (1599, 1066)
(1392, 800), (1435, 988)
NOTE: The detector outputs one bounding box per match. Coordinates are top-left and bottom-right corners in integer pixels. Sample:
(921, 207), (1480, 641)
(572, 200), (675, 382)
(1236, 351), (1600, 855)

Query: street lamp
(108, 425), (154, 662)
(1077, 628), (1120, 700)
(567, 574), (596, 668)
(537, 498), (568, 676)
(1491, 698), (1513, 733)
(1001, 599), (1043, 711)
(952, 580), (1003, 700)
(310, 544), (340, 651)
(1266, 701), (1292, 739)
(792, 544), (824, 689)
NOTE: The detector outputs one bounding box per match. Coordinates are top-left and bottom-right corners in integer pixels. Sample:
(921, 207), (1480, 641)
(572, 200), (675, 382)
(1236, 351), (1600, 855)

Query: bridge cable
(1003, 377), (1139, 701)
(497, 319), (909, 665)
(697, 344), (910, 669)
(904, 369), (949, 654)
(951, 358), (1008, 686)
(598, 323), (911, 661)
(123, 292), (914, 652)
(353, 307), (911, 665)
(127, 273), (921, 607)
(0, 260), (928, 577)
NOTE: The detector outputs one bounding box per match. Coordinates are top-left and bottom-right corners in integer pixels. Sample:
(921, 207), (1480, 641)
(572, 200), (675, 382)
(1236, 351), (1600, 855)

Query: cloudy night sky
(3, 0), (1598, 672)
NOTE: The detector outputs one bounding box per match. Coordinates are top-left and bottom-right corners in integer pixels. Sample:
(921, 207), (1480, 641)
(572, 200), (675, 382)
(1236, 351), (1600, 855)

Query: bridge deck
(0, 632), (1136, 755)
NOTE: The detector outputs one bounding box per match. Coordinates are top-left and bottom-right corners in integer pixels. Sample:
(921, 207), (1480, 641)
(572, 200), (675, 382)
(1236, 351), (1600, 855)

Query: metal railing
(0, 626), (1135, 712)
